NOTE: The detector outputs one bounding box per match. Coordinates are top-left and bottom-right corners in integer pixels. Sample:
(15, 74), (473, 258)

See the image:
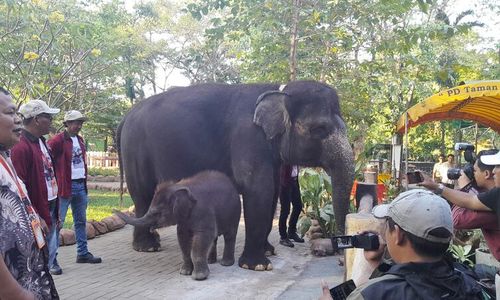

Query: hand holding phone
(329, 280), (357, 299)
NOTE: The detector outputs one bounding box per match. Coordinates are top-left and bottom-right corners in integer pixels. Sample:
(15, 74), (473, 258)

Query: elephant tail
(116, 117), (125, 207)
(113, 209), (156, 228)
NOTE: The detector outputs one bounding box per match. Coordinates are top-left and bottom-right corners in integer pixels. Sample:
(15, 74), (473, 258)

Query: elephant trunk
(322, 130), (355, 235)
(114, 210), (157, 228)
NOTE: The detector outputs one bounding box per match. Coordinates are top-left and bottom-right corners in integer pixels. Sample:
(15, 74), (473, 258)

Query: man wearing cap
(420, 150), (500, 216)
(450, 149), (500, 261)
(11, 99), (62, 275)
(320, 189), (483, 299)
(48, 110), (102, 267)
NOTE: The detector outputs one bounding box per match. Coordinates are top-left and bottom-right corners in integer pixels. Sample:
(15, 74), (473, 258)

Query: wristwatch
(435, 183), (445, 195)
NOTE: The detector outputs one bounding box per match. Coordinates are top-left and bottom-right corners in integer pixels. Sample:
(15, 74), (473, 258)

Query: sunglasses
(37, 113), (53, 121)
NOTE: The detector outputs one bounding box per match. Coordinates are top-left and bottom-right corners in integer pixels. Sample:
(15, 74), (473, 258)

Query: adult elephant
(117, 81), (354, 271)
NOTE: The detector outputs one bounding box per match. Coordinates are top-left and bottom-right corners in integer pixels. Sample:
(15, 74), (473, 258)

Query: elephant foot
(180, 262), (193, 275)
(238, 253), (272, 271)
(132, 229), (161, 252)
(264, 241), (275, 256)
(220, 257), (235, 266)
(192, 266), (209, 280)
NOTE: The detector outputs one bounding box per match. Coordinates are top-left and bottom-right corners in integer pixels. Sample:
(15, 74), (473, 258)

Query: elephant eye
(310, 125), (329, 139)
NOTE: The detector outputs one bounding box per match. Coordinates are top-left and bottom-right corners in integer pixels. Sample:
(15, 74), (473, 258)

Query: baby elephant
(115, 171), (241, 280)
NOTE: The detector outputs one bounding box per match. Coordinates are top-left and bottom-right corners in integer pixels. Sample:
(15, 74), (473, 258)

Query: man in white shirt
(49, 110), (102, 272)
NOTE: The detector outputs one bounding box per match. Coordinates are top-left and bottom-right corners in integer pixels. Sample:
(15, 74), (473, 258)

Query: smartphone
(330, 279), (356, 299)
(406, 171), (423, 184)
(331, 233), (380, 251)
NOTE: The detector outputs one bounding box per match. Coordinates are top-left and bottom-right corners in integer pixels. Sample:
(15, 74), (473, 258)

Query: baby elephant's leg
(220, 229), (237, 266)
(208, 237), (217, 264)
(177, 227), (193, 275)
(191, 233), (213, 280)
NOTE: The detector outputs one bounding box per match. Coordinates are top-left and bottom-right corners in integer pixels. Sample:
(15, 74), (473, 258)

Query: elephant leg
(265, 174), (280, 257)
(238, 186), (274, 271)
(177, 226), (193, 276)
(129, 182), (160, 252)
(208, 237), (217, 264)
(191, 233), (213, 280)
(133, 228), (160, 252)
(221, 230), (236, 266)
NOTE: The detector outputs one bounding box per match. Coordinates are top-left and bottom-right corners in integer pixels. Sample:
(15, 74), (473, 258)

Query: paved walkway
(53, 219), (344, 299)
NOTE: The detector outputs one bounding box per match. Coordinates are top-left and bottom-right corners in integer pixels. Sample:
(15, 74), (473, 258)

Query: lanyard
(0, 155), (27, 199)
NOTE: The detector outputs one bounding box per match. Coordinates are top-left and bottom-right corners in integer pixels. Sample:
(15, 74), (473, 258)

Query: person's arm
(418, 173), (492, 211)
(0, 258), (35, 300)
(452, 205), (499, 230)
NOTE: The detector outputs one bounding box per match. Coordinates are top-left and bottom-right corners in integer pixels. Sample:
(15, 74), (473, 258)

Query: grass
(62, 189), (134, 229)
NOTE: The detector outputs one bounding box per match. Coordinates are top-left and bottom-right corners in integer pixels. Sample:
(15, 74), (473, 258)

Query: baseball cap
(64, 110), (87, 122)
(481, 151), (500, 166)
(372, 189), (453, 243)
(19, 99), (60, 118)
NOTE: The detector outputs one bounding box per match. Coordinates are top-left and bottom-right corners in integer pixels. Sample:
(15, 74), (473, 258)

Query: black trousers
(279, 177), (302, 238)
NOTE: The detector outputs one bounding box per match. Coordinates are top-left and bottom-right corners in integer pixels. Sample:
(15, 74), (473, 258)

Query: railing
(86, 151), (119, 168)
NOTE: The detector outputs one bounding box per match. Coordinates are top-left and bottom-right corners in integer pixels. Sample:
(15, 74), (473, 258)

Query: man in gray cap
(48, 110), (102, 268)
(320, 189), (483, 299)
(11, 99), (62, 275)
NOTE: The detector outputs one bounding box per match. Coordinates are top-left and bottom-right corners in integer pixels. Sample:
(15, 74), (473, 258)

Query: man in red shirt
(452, 149), (500, 260)
(49, 110), (102, 267)
(11, 99), (61, 275)
(420, 149), (500, 261)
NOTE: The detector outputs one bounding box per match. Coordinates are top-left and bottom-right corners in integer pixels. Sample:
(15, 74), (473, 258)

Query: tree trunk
(289, 0), (301, 81)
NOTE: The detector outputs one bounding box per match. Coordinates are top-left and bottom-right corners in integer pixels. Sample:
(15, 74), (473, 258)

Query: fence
(86, 151), (119, 168)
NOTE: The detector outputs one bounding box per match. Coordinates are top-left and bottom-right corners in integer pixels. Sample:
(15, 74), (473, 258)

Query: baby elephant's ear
(172, 187), (196, 219)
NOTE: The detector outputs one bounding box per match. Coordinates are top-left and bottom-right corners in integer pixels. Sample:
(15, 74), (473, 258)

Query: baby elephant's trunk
(114, 210), (157, 228)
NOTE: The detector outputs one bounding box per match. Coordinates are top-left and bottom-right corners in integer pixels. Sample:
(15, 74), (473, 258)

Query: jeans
(278, 177), (302, 238)
(59, 181), (89, 256)
(47, 200), (59, 268)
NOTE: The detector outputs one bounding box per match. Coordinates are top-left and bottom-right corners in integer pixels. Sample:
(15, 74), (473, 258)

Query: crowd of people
(1, 85), (498, 299)
(0, 88), (101, 299)
(319, 150), (499, 299)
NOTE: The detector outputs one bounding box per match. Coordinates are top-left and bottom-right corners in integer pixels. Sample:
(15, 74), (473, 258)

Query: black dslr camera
(447, 143), (475, 181)
(331, 232), (380, 252)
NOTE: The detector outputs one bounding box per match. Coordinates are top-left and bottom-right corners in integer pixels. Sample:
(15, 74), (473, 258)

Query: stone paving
(53, 218), (344, 300)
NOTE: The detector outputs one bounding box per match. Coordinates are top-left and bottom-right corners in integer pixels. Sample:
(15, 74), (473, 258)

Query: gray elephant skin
(117, 80), (354, 271)
(115, 171), (241, 280)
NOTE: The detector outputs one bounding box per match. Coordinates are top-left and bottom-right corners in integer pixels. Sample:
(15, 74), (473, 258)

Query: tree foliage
(1, 0), (498, 156)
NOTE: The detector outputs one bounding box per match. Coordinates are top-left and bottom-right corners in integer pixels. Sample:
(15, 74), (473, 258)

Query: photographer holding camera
(419, 150), (500, 217)
(449, 149), (500, 260)
(320, 189), (484, 300)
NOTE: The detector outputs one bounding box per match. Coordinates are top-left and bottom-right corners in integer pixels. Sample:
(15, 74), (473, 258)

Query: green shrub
(88, 167), (120, 177)
(297, 168), (335, 237)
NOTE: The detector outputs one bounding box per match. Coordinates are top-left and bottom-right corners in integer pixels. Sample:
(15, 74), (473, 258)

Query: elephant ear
(253, 91), (290, 140)
(171, 187), (196, 219)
